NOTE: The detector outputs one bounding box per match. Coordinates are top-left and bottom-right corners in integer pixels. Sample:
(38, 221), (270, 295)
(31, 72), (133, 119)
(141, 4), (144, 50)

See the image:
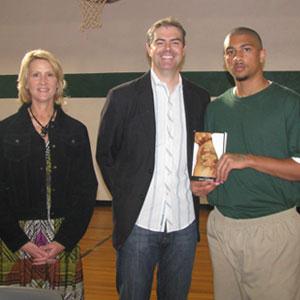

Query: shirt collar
(150, 69), (182, 90)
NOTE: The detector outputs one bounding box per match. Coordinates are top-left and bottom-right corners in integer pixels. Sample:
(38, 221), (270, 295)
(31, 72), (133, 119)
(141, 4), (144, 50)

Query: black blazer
(96, 72), (210, 249)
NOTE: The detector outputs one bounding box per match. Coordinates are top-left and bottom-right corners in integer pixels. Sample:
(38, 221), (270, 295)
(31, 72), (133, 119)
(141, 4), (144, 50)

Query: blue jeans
(116, 221), (197, 300)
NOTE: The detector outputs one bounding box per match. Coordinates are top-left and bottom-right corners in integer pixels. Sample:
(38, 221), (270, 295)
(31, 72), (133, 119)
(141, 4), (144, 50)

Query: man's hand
(216, 153), (248, 182)
(190, 180), (219, 197)
(217, 154), (300, 182)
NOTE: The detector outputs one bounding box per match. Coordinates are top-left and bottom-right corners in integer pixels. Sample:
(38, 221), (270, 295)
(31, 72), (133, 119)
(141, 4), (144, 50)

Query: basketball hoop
(79, 0), (120, 31)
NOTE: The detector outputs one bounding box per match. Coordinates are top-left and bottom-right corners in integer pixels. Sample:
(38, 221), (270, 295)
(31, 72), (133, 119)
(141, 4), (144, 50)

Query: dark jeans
(116, 221), (198, 300)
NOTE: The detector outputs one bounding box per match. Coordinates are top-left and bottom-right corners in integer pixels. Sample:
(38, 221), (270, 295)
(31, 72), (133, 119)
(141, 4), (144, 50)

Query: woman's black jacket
(0, 104), (98, 252)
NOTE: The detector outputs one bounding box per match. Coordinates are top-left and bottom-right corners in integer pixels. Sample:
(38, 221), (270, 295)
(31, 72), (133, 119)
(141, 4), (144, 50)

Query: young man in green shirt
(192, 27), (300, 300)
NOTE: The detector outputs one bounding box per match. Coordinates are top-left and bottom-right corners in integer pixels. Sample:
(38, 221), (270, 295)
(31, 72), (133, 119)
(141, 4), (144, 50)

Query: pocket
(3, 134), (31, 162)
(54, 133), (85, 162)
(3, 134), (31, 207)
(62, 134), (85, 156)
(54, 133), (86, 192)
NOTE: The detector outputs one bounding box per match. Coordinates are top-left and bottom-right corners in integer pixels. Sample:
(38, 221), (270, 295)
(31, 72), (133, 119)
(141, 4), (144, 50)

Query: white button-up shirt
(135, 70), (195, 232)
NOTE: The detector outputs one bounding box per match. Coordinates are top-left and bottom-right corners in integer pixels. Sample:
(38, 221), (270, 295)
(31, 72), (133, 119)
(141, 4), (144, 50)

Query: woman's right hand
(20, 242), (49, 265)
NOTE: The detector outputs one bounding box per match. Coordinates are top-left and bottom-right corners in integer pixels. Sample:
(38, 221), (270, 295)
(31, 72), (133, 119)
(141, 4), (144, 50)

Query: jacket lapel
(182, 78), (194, 174)
(135, 72), (156, 150)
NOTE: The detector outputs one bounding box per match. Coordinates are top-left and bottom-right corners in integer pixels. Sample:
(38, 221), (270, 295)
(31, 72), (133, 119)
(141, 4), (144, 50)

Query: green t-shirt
(205, 82), (300, 218)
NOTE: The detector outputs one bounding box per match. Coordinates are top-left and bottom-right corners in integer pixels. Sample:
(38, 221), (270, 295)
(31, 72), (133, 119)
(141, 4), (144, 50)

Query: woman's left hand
(40, 241), (65, 264)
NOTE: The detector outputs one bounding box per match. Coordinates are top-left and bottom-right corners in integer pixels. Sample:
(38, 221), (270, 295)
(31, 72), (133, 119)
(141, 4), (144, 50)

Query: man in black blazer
(96, 17), (210, 300)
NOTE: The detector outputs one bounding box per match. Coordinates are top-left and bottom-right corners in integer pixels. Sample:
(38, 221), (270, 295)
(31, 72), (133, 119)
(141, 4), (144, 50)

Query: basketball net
(80, 0), (108, 31)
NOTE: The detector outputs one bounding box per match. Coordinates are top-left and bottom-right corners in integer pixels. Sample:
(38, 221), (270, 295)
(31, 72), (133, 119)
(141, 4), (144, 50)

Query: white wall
(1, 0), (300, 74)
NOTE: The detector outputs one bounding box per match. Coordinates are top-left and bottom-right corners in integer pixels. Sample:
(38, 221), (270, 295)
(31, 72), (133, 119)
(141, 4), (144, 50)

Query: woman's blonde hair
(17, 49), (66, 105)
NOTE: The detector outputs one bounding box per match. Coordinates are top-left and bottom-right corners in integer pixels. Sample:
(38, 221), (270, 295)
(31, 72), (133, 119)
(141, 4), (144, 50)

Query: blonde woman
(0, 49), (97, 299)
